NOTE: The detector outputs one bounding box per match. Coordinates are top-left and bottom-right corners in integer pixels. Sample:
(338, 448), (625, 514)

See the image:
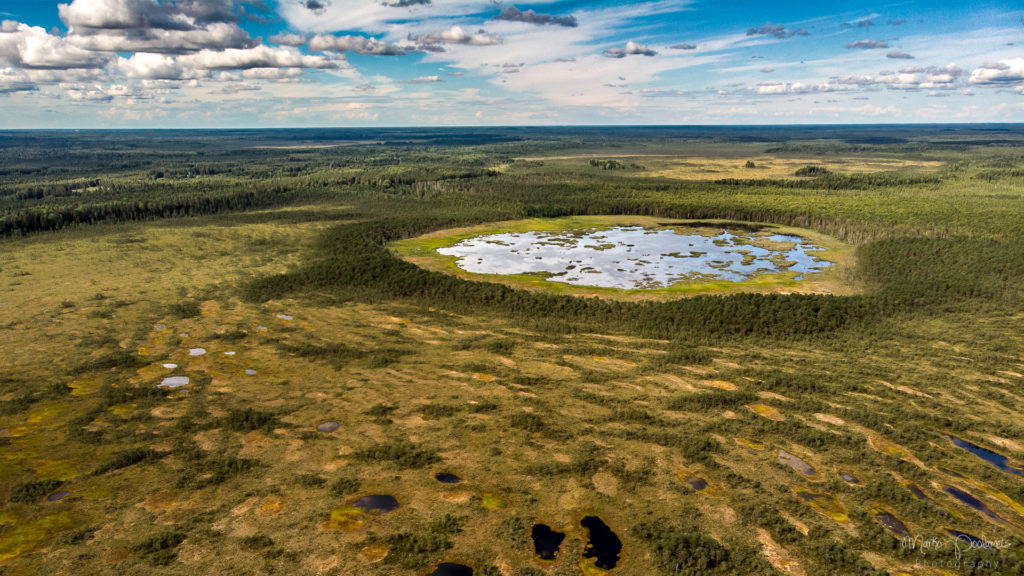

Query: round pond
(393, 218), (852, 297)
(438, 226), (831, 289)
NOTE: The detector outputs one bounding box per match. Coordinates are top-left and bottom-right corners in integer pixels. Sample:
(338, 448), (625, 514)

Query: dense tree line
(715, 172), (941, 190)
(243, 217), (879, 339)
(0, 187), (288, 236)
(242, 194), (1022, 341)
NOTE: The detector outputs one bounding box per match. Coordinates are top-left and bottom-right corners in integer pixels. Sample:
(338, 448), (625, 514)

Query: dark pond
(352, 495), (399, 513)
(947, 529), (996, 549)
(531, 524), (566, 560)
(938, 467), (965, 478)
(683, 475), (709, 491)
(874, 511), (911, 538)
(434, 472), (463, 484)
(46, 491), (70, 502)
(581, 516), (622, 570)
(906, 484), (929, 500)
(944, 434), (1024, 476)
(316, 421), (340, 433)
(778, 449), (815, 475)
(426, 563), (473, 576)
(943, 486), (1002, 522)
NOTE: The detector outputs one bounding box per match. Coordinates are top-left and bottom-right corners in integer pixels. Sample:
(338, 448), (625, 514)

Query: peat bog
(1, 126), (1023, 575)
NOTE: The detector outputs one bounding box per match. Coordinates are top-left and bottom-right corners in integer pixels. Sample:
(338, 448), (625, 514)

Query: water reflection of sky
(438, 226), (832, 289)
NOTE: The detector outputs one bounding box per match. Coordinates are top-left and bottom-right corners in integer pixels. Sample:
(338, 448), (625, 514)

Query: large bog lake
(437, 225), (832, 290)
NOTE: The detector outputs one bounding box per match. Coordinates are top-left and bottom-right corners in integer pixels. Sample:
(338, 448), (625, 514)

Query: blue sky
(0, 0), (1021, 127)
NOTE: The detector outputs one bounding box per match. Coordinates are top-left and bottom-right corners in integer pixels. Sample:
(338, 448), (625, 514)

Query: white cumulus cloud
(116, 52), (188, 79)
(0, 21), (112, 69)
(0, 66), (36, 93)
(603, 41), (657, 58)
(269, 32), (307, 47)
(308, 34), (406, 55)
(969, 58), (1024, 85)
(116, 45), (338, 80)
(178, 45), (337, 70)
(59, 0), (253, 53)
(409, 26), (503, 46)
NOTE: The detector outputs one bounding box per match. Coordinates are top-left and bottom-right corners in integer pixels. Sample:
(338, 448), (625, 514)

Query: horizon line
(2, 122), (1024, 132)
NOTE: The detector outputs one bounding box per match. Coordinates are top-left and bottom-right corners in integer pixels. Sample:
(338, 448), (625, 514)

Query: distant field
(1, 127), (1023, 575)
(513, 154), (945, 181)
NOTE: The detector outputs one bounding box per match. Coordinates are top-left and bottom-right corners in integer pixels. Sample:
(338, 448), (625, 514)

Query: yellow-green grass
(0, 203), (350, 383)
(794, 489), (849, 523)
(390, 215), (859, 301)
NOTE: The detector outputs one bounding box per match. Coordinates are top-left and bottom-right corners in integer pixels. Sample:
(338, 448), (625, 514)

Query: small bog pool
(437, 225), (832, 289)
(352, 495), (399, 513)
(580, 516), (622, 570)
(426, 563), (473, 576)
(531, 524), (566, 560)
(944, 434), (1024, 476)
